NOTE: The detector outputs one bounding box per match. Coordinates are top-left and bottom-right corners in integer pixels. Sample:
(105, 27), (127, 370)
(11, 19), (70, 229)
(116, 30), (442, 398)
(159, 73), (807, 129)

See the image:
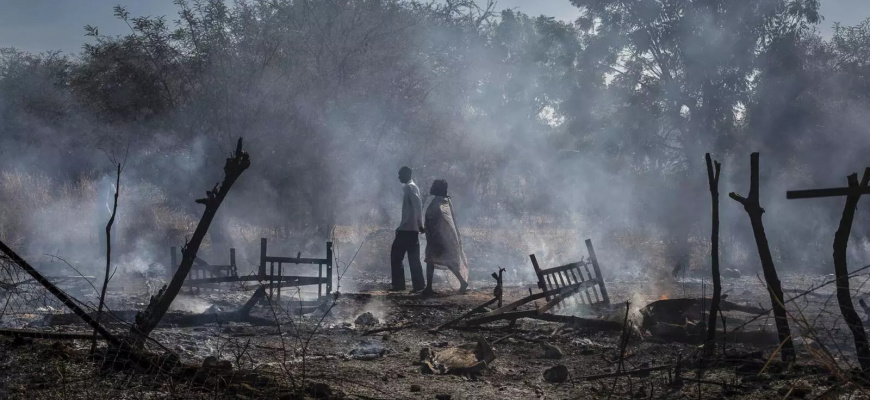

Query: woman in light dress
(422, 179), (469, 296)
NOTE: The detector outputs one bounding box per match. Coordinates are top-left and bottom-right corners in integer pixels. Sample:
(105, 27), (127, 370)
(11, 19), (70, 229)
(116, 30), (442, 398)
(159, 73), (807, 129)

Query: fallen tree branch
(132, 138), (250, 342)
(0, 328), (107, 341)
(0, 240), (120, 347)
(46, 310), (275, 327)
(729, 264), (870, 334)
(782, 288), (830, 299)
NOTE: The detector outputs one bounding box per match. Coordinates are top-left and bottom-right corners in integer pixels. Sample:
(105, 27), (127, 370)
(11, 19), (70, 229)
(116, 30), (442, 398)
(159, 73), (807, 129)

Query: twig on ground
(362, 324), (411, 336)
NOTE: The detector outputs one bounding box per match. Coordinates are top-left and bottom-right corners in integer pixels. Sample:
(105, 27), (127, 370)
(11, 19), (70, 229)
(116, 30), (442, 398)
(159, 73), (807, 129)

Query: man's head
(430, 179), (448, 196)
(398, 166), (412, 183)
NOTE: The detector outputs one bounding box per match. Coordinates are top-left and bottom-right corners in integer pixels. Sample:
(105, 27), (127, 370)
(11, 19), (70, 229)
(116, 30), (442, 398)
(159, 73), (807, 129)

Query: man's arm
(410, 187), (424, 232)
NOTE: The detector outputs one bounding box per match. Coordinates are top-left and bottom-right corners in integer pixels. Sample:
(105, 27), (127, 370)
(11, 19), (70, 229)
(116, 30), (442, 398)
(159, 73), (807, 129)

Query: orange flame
(660, 294), (669, 300)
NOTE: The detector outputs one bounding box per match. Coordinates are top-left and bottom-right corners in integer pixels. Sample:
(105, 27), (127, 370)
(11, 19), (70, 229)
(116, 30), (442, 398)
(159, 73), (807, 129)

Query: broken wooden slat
(585, 239), (609, 304)
(184, 275), (327, 286)
(487, 281), (594, 316)
(529, 255), (548, 300)
(537, 283), (587, 314)
(582, 263), (602, 303)
(264, 256), (330, 264)
(786, 187), (870, 199)
(467, 281), (597, 323)
(544, 262), (589, 276)
(429, 297), (498, 333)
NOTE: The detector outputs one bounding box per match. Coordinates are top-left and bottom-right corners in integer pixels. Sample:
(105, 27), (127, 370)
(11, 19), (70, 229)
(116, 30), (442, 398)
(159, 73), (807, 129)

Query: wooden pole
(326, 242), (333, 296)
(703, 153), (721, 357)
(132, 138), (249, 341)
(833, 169), (870, 372)
(259, 238), (267, 279)
(787, 187), (870, 199)
(728, 152), (794, 362)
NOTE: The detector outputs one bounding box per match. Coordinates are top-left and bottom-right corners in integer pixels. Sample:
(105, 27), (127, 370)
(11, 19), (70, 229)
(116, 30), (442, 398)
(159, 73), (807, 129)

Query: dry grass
(0, 171), (198, 259)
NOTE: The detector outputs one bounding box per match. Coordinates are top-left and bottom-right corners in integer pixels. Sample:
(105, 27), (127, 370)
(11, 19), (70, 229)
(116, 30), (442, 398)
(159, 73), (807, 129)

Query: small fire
(660, 294), (669, 300)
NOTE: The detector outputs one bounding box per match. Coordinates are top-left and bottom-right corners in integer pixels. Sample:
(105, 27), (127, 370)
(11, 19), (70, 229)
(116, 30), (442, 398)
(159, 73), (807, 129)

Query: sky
(0, 0), (867, 54)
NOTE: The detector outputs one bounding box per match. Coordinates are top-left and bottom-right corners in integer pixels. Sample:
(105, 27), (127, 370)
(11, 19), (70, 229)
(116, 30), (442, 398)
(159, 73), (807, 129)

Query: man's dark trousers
(391, 230), (425, 291)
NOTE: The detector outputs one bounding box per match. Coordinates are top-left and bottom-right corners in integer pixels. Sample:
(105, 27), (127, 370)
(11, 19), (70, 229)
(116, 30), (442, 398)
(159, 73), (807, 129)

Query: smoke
(0, 1), (868, 301)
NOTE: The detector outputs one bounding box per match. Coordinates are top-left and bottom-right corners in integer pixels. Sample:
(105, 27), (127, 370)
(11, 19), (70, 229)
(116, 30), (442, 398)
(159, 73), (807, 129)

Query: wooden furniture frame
(529, 238), (610, 309)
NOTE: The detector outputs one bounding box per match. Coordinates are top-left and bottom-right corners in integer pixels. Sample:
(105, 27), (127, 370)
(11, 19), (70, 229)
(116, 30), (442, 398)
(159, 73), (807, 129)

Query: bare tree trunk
(729, 152), (794, 362)
(92, 163), (120, 352)
(833, 169), (870, 372)
(132, 138), (250, 342)
(703, 153), (721, 357)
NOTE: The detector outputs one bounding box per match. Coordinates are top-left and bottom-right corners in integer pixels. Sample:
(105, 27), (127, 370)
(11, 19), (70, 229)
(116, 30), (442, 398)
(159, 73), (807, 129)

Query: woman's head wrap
(430, 179), (448, 197)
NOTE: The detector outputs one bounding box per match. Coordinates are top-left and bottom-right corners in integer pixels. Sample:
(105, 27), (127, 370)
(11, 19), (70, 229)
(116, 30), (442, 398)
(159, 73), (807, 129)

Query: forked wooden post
(703, 153), (722, 358)
(585, 239), (610, 305)
(788, 167), (870, 372)
(730, 152), (794, 362)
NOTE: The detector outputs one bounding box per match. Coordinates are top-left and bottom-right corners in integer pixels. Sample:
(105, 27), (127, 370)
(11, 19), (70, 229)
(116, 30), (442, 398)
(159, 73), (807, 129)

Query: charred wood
(132, 138), (250, 342)
(0, 328), (108, 341)
(94, 161), (121, 352)
(0, 240), (121, 347)
(429, 297), (497, 333)
(729, 152), (794, 362)
(46, 309), (274, 328)
(832, 169), (870, 372)
(704, 153), (722, 357)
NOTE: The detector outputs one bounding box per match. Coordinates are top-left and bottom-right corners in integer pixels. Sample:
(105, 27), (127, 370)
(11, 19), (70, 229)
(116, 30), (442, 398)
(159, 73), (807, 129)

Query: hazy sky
(0, 0), (868, 54)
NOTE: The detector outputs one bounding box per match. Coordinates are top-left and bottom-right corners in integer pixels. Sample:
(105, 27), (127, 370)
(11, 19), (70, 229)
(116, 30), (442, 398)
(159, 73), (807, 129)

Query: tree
(568, 0), (820, 263)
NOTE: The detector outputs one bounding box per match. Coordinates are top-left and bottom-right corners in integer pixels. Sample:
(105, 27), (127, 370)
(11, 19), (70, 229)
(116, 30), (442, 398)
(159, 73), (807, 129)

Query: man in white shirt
(391, 166), (425, 292)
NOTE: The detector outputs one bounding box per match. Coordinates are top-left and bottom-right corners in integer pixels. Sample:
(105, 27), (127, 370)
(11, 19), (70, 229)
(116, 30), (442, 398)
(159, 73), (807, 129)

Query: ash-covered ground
(1, 267), (867, 399)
